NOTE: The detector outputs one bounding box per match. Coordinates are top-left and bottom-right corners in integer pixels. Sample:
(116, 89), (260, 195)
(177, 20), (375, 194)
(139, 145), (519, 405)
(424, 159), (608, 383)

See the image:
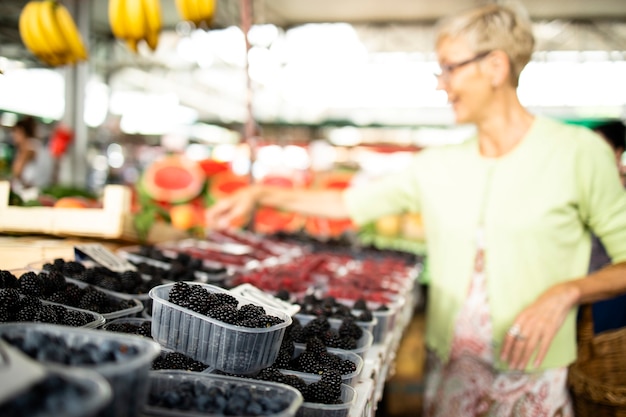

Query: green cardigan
(344, 116), (626, 370)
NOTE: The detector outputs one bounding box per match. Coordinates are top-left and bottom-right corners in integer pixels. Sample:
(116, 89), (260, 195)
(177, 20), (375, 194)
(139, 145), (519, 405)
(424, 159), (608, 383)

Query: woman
(11, 116), (50, 190)
(206, 4), (626, 416)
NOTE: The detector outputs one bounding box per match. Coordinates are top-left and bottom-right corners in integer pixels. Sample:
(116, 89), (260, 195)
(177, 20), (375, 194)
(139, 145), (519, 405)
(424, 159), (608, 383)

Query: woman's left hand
(500, 283), (579, 370)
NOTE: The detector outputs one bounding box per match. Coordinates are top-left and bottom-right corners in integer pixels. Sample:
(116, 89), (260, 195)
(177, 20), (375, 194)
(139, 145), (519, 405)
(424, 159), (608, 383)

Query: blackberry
(296, 351), (322, 374)
(63, 310), (90, 327)
(106, 322), (138, 334)
(0, 288), (20, 309)
(332, 304), (353, 319)
(256, 367), (285, 383)
(44, 271), (67, 295)
(18, 272), (44, 297)
(279, 334), (295, 357)
(138, 278), (162, 294)
(33, 305), (59, 324)
(275, 289), (291, 301)
(304, 381), (337, 404)
(168, 282), (191, 305)
(186, 291), (210, 315)
(335, 336), (357, 350)
(0, 270), (19, 289)
(63, 283), (84, 306)
(339, 358), (357, 375)
(152, 352), (209, 372)
(376, 304), (389, 311)
(213, 292), (238, 308)
(19, 294), (42, 309)
(94, 275), (122, 292)
(118, 270), (141, 292)
(62, 261), (86, 277)
(353, 298), (368, 310)
(321, 329), (342, 348)
(15, 305), (39, 321)
(138, 321), (152, 337)
(318, 352), (342, 370)
(237, 304), (266, 322)
(207, 304), (238, 324)
(320, 369), (343, 398)
(273, 350), (292, 369)
(356, 310), (373, 322)
(253, 315), (284, 328)
(46, 291), (69, 305)
(75, 268), (97, 284)
(305, 337), (327, 355)
(289, 324), (305, 343)
(302, 317), (330, 340)
(78, 288), (108, 311)
(282, 374), (308, 394)
(338, 318), (363, 340)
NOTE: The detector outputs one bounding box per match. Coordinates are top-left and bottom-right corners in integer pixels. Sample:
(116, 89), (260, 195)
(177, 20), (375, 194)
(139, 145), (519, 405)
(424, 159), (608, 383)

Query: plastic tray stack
(149, 282), (292, 375)
(0, 323), (161, 417)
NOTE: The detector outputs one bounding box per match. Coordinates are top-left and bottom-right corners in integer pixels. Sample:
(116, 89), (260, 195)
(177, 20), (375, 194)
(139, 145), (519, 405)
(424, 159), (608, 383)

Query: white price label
(74, 244), (137, 272)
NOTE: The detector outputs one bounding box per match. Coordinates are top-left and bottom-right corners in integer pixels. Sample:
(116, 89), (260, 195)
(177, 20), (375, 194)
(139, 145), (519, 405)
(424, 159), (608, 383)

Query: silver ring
(507, 323), (525, 339)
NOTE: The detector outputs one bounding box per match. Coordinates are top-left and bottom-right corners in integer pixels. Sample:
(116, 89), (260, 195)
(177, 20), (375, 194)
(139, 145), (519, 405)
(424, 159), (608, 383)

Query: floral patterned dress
(423, 229), (574, 417)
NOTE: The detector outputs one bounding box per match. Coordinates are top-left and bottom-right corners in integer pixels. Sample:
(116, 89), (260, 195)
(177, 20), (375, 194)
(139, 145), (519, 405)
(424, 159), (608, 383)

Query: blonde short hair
(435, 3), (535, 87)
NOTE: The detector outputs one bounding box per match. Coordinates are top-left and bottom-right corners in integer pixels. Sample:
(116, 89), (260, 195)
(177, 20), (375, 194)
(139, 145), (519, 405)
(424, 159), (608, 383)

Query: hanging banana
(109, 0), (162, 53)
(18, 0), (89, 67)
(176, 0), (217, 28)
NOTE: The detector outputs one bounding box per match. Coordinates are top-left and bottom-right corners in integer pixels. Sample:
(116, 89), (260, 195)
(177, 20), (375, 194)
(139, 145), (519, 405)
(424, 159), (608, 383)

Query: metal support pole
(61, 0), (90, 187)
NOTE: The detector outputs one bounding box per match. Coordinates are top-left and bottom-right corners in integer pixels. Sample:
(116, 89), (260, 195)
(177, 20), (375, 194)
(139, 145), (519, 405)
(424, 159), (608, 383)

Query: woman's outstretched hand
(500, 283), (579, 370)
(205, 186), (256, 230)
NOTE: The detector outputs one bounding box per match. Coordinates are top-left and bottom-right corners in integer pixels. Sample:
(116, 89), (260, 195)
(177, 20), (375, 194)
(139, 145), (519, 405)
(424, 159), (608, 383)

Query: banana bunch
(175, 0), (216, 28)
(19, 0), (88, 67)
(109, 0), (162, 53)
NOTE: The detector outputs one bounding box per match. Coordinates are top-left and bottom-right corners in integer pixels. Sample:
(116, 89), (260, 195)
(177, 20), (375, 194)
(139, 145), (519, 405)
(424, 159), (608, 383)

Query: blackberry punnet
(167, 283), (285, 329)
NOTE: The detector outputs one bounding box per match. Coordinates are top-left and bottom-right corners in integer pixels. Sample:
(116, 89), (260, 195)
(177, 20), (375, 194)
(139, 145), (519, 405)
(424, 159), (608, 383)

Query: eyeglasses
(434, 50), (492, 82)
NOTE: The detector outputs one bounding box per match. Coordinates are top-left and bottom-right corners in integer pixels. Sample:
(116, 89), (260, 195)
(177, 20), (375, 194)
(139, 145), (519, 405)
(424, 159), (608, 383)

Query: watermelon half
(141, 156), (207, 203)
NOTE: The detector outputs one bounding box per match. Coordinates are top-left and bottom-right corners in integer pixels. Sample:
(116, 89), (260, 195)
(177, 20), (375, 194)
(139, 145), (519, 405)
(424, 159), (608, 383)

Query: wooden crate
(0, 181), (186, 243)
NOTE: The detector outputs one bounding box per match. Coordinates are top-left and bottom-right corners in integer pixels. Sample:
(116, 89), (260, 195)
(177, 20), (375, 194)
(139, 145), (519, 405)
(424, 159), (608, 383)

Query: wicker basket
(568, 304), (626, 417)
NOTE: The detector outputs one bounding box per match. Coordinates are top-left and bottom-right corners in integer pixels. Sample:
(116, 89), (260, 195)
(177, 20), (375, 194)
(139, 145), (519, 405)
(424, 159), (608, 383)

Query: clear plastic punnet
(143, 370), (304, 417)
(149, 282), (292, 374)
(0, 322), (161, 417)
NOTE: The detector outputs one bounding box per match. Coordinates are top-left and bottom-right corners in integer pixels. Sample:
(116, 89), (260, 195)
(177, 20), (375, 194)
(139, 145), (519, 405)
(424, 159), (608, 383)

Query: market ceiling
(2, 0), (626, 63)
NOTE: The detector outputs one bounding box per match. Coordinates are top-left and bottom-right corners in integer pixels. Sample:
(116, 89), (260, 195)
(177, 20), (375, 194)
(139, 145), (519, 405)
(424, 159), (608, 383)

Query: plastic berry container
(348, 295), (406, 344)
(149, 282), (292, 375)
(24, 261), (145, 320)
(0, 365), (112, 417)
(295, 373), (357, 417)
(280, 345), (364, 387)
(0, 322), (161, 417)
(294, 328), (373, 361)
(143, 370), (304, 417)
(294, 312), (377, 338)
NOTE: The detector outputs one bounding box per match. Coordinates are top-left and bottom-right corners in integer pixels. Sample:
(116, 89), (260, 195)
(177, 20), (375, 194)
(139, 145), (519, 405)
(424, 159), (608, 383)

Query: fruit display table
(0, 231), (423, 417)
